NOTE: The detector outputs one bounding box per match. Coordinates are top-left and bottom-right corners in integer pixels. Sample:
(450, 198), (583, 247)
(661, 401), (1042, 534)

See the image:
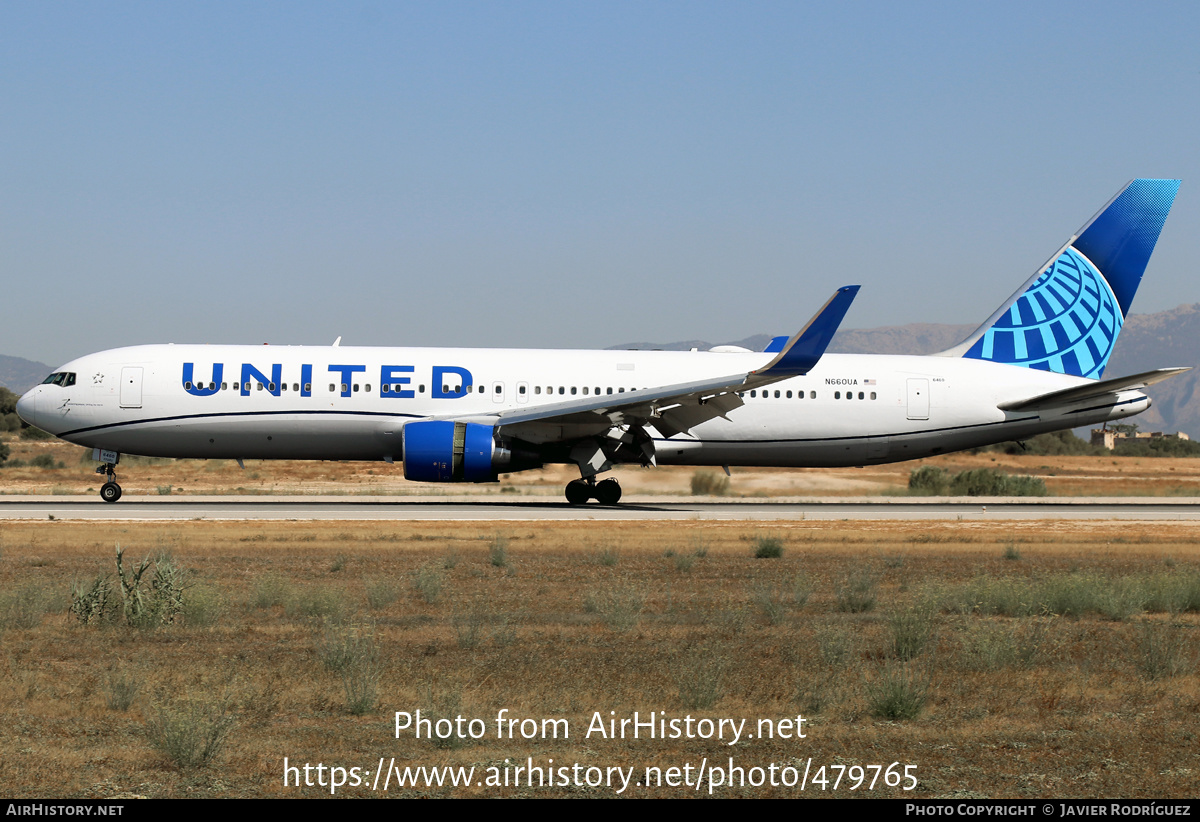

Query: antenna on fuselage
(332, 336), (342, 347)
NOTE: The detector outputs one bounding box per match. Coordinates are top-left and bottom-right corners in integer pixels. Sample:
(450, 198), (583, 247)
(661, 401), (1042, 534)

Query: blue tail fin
(949, 179), (1179, 379)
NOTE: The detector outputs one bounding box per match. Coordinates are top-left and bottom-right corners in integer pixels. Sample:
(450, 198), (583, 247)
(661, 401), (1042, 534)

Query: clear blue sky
(3, 1), (1198, 366)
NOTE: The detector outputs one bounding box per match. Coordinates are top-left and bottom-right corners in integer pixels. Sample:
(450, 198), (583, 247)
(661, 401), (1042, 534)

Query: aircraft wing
(997, 367), (1192, 412)
(452, 286), (860, 444)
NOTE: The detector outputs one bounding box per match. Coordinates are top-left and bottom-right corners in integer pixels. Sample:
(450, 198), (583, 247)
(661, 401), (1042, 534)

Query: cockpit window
(41, 372), (76, 387)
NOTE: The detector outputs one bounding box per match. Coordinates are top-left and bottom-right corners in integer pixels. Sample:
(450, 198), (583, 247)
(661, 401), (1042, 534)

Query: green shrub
(888, 601), (936, 660)
(0, 584), (53, 629)
(489, 533), (509, 568)
(105, 670), (140, 712)
(251, 574), (293, 610)
(911, 466), (1046, 497)
(690, 471), (730, 496)
(413, 564), (444, 604)
(836, 570), (878, 613)
(950, 468), (1010, 496)
(866, 663), (929, 720)
(182, 584), (226, 627)
(585, 584), (645, 632)
(316, 620), (381, 714)
(753, 536), (783, 559)
(285, 586), (348, 622)
(145, 696), (236, 768)
(365, 578), (401, 610)
(908, 466), (950, 495)
(751, 584), (787, 625)
(675, 648), (727, 710)
(1135, 621), (1194, 680)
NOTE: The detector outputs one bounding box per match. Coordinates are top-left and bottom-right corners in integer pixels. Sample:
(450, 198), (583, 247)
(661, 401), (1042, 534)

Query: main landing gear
(564, 477), (622, 506)
(96, 462), (122, 503)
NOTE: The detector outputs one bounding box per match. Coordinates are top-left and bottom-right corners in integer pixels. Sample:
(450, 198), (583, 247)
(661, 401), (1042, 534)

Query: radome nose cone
(15, 389), (37, 427)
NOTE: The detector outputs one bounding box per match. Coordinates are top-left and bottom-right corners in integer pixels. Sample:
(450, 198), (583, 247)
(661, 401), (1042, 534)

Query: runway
(2, 495), (1199, 521)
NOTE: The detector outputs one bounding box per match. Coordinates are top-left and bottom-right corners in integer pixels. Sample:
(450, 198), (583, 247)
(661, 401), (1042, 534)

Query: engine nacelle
(402, 420), (501, 482)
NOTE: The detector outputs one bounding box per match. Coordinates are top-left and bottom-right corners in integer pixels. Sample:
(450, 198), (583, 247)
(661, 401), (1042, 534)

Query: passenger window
(583, 387), (589, 395)
(858, 392), (864, 400)
(519, 385), (526, 394)
(340, 383), (348, 393)
(750, 390), (757, 398)
(606, 387), (613, 395)
(442, 385), (449, 393)
(558, 387), (565, 395)
(419, 385), (425, 393)
(810, 391), (816, 399)
(222, 382), (228, 390)
(571, 387), (577, 395)
(495, 385), (502, 394)
(786, 390), (792, 398)
(294, 383), (299, 392)
(479, 385), (485, 393)
(353, 384), (359, 393)
(184, 381), (193, 390)
(329, 384), (336, 392)
(305, 383), (311, 392)
(774, 390), (780, 398)
(834, 391), (840, 399)
(383, 385), (390, 393)
(257, 383), (265, 391)
(365, 384), (371, 392)
(281, 383), (287, 391)
(535, 386), (541, 395)
(870, 392), (877, 400)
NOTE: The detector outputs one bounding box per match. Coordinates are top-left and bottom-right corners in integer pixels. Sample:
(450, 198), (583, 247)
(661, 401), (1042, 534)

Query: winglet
(751, 285), (859, 378)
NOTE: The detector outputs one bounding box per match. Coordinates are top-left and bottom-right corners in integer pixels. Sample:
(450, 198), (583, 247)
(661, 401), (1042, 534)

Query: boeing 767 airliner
(16, 179), (1187, 504)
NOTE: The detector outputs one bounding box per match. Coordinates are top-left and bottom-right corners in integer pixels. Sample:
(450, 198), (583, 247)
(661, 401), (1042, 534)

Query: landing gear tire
(594, 478), (622, 505)
(100, 482), (122, 503)
(565, 480), (592, 505)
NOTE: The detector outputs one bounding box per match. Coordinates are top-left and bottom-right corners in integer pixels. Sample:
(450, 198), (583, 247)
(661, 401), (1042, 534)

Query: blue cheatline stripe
(58, 409), (425, 438)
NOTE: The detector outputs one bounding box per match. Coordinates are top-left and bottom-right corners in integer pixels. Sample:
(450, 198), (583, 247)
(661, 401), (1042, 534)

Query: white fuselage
(18, 344), (1149, 470)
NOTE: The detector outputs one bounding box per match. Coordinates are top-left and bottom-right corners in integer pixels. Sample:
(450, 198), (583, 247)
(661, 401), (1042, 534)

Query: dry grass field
(5, 434), (1200, 498)
(1, 518), (1198, 798)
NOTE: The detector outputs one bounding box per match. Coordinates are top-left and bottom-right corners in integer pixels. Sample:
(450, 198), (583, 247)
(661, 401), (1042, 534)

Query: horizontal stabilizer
(750, 285), (859, 379)
(997, 367), (1191, 412)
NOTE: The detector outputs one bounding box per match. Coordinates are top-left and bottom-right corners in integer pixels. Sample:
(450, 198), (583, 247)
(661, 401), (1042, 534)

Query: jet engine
(401, 420), (541, 482)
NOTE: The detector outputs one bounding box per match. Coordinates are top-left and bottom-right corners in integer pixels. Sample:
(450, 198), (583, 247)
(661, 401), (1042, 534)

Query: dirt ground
(1, 519), (1198, 798)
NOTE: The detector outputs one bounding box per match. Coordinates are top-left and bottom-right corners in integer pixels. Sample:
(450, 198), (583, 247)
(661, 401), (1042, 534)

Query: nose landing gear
(95, 458), (122, 503)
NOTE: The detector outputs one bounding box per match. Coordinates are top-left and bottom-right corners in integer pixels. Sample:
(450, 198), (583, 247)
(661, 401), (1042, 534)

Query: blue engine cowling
(402, 420), (499, 482)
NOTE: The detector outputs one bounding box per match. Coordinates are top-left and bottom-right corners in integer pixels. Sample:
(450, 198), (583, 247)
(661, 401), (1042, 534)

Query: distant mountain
(611, 305), (1200, 437)
(0, 354), (51, 394)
